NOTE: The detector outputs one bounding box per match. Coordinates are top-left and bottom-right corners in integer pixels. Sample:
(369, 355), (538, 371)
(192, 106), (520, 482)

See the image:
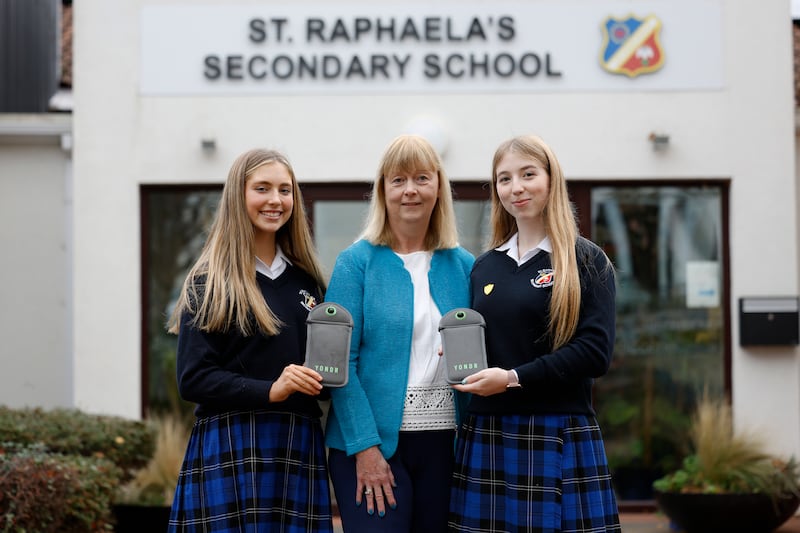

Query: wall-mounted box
(739, 297), (799, 346)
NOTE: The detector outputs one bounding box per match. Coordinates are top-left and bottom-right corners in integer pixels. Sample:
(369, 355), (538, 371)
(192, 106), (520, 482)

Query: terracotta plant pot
(654, 490), (800, 533)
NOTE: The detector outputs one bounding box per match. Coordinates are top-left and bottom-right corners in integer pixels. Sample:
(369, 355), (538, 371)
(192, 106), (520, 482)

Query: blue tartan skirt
(168, 410), (333, 533)
(449, 413), (621, 533)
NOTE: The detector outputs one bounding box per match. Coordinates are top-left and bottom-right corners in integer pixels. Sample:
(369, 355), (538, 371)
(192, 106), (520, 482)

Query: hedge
(0, 406), (158, 532)
(0, 406), (155, 476)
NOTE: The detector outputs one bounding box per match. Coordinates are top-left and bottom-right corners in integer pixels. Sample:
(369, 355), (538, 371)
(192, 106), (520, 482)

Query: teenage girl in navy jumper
(167, 149), (333, 532)
(450, 135), (621, 532)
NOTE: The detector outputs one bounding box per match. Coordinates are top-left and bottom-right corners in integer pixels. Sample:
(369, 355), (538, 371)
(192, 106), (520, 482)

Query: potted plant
(113, 413), (190, 533)
(652, 394), (800, 533)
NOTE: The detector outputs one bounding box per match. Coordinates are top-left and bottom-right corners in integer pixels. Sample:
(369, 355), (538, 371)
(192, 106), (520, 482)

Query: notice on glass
(686, 261), (720, 308)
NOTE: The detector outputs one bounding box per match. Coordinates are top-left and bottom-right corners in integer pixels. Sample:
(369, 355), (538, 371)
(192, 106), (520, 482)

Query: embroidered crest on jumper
(483, 283), (494, 296)
(299, 289), (317, 311)
(600, 14), (664, 78)
(532, 269), (554, 288)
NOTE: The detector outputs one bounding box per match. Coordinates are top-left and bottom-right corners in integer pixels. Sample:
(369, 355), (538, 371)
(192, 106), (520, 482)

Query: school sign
(140, 1), (723, 95)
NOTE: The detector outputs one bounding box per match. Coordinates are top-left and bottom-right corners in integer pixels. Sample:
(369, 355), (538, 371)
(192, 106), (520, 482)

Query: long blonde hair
(361, 134), (459, 250)
(488, 135), (579, 349)
(168, 148), (326, 336)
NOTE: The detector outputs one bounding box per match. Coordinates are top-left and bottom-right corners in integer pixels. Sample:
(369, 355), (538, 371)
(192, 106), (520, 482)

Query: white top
(395, 250), (456, 431)
(497, 233), (552, 266)
(255, 246), (290, 279)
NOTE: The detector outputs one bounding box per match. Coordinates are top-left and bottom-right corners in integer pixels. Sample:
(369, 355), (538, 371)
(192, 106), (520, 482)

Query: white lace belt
(400, 384), (456, 431)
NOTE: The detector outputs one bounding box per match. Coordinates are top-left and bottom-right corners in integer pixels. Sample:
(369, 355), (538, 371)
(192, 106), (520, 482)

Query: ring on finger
(364, 488), (373, 495)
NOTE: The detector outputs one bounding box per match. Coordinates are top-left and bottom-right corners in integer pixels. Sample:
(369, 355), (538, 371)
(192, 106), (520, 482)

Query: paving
(620, 513), (800, 533)
(332, 513), (800, 532)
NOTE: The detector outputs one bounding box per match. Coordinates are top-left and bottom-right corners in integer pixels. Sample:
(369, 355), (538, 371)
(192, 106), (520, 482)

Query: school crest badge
(531, 269), (554, 289)
(299, 289), (317, 311)
(600, 14), (664, 78)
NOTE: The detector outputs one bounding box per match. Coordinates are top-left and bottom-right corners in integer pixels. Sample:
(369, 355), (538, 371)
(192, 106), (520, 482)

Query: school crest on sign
(600, 14), (664, 78)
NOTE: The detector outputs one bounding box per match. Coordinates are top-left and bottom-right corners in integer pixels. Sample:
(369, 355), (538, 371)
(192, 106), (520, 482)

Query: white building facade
(2, 0), (798, 503)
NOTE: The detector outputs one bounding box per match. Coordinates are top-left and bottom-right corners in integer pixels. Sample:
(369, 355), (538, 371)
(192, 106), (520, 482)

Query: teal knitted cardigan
(324, 239), (474, 458)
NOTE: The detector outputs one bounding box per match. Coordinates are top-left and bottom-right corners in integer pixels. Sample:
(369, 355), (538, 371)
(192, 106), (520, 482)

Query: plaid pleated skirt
(168, 410), (333, 533)
(449, 413), (621, 533)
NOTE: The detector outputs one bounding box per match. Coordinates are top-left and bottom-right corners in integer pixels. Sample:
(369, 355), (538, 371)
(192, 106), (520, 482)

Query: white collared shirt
(255, 246), (291, 279)
(497, 233), (552, 266)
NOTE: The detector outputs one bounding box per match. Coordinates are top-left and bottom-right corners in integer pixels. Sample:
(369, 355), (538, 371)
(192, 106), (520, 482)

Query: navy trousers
(328, 429), (455, 533)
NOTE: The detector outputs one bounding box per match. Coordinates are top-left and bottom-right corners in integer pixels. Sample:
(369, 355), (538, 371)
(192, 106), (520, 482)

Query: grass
(115, 413), (190, 506)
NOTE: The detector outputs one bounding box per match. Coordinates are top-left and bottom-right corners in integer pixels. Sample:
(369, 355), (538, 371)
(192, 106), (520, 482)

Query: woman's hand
(452, 367), (511, 396)
(355, 446), (397, 517)
(269, 364), (324, 402)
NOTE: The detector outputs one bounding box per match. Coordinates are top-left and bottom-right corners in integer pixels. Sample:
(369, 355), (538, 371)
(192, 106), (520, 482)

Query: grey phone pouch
(438, 308), (488, 384)
(304, 303), (352, 387)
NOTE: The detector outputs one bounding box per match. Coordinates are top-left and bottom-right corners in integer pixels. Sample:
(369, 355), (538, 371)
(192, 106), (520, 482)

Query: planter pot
(654, 490), (800, 533)
(112, 504), (170, 533)
(611, 466), (664, 500)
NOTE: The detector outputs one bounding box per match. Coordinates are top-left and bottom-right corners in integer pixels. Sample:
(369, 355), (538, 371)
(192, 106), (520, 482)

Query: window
(572, 182), (730, 502)
(142, 180), (730, 505)
(141, 186), (221, 416)
(302, 183), (491, 274)
(141, 182), (490, 416)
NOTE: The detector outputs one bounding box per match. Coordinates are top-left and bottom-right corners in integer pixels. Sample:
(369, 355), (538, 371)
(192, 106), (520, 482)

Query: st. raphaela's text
(203, 15), (562, 82)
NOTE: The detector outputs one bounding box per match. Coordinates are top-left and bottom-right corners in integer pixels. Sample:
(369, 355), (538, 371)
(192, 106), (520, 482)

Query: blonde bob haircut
(361, 134), (459, 250)
(488, 135), (580, 350)
(168, 148), (326, 337)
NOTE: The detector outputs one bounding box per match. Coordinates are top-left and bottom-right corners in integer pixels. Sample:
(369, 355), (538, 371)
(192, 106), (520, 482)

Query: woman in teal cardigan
(325, 135), (474, 532)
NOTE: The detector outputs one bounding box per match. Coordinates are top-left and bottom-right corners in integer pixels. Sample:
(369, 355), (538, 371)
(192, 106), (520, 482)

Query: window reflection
(590, 186), (725, 501)
(144, 188), (220, 416)
(454, 200), (491, 255)
(313, 201), (369, 279)
(143, 185), (491, 416)
(143, 183), (727, 504)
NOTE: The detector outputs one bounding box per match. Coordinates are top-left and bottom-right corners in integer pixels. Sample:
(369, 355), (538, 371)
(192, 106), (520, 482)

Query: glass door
(575, 183), (730, 502)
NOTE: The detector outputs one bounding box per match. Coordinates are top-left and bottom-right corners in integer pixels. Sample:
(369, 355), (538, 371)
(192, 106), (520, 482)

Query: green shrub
(0, 445), (123, 532)
(0, 406), (155, 477)
(0, 406), (161, 531)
